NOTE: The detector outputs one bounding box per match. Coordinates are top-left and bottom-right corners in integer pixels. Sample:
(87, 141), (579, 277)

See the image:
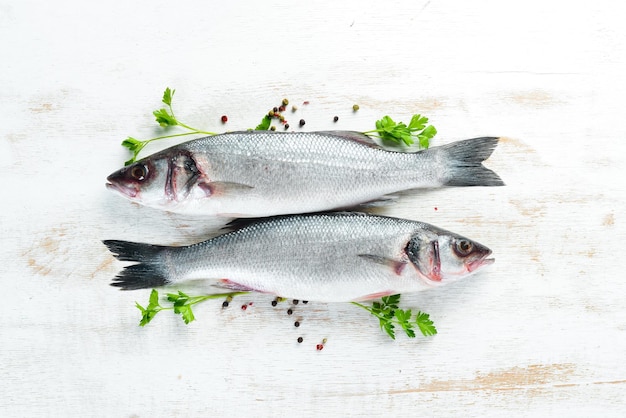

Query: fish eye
(130, 165), (147, 181)
(455, 239), (473, 256)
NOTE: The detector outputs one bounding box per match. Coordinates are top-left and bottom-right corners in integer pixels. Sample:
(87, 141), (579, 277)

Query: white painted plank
(1, 0), (625, 416)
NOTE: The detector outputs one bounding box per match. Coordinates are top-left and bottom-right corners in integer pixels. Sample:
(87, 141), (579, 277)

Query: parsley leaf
(255, 114), (271, 130)
(162, 87), (175, 106)
(351, 294), (437, 340)
(135, 289), (163, 326)
(382, 294), (400, 308)
(135, 289), (249, 326)
(121, 87), (217, 165)
(383, 322), (396, 340)
(121, 137), (147, 165)
(364, 114), (437, 148)
(153, 108), (178, 127)
(408, 114), (427, 131)
(415, 311), (438, 336)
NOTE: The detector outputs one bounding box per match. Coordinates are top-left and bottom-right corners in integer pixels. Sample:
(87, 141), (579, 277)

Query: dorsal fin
(221, 211), (374, 233)
(317, 131), (384, 149)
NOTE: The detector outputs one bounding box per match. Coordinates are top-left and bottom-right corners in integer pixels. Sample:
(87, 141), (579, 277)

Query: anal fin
(215, 279), (258, 292)
(353, 290), (395, 302)
(358, 254), (407, 275)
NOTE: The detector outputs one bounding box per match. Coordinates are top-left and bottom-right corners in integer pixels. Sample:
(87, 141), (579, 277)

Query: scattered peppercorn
(221, 115), (228, 123)
(352, 104), (360, 111)
(287, 308), (293, 315)
(282, 98), (289, 106)
(270, 126), (276, 131)
(293, 299), (299, 305)
(322, 338), (328, 344)
(273, 107), (278, 113)
(284, 124), (290, 130)
(271, 300), (278, 307)
(241, 304), (247, 311)
(299, 119), (305, 127)
(248, 302), (253, 306)
(222, 301), (229, 308)
(268, 110), (275, 117)
(279, 115), (285, 122)
(226, 295), (233, 302)
(303, 101), (310, 105)
(333, 116), (339, 122)
(316, 344), (324, 351)
(291, 105), (298, 112)
(294, 321), (300, 327)
(297, 337), (303, 343)
(278, 105), (286, 112)
(303, 300), (308, 304)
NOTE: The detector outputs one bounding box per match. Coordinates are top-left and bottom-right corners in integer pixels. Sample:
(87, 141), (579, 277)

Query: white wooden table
(2, 1), (625, 416)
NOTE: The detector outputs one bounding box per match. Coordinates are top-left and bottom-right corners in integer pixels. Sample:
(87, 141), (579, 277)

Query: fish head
(406, 230), (494, 286)
(106, 151), (209, 209)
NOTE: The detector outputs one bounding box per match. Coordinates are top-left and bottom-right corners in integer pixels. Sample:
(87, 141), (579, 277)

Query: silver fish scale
(185, 131), (408, 170)
(176, 131), (434, 216)
(168, 213), (436, 302)
(108, 133), (501, 216)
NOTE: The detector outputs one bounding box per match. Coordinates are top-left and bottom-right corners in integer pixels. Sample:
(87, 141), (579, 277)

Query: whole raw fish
(103, 212), (494, 302)
(106, 131), (503, 217)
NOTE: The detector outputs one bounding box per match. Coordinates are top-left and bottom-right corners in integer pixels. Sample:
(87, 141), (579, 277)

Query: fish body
(106, 131), (503, 217)
(104, 213), (494, 302)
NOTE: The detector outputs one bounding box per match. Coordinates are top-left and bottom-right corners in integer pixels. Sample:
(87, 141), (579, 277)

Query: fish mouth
(468, 255), (495, 272)
(106, 181), (138, 198)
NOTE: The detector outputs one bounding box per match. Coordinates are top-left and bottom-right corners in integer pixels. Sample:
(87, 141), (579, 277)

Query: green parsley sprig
(134, 289), (436, 340)
(363, 114), (437, 148)
(122, 88), (217, 166)
(352, 294), (437, 339)
(135, 289), (248, 326)
(255, 114), (272, 130)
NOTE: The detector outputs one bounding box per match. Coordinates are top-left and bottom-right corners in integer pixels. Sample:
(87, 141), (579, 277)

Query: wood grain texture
(1, 0), (625, 416)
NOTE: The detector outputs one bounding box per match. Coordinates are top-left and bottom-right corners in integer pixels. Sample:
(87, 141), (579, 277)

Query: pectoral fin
(356, 194), (400, 208)
(358, 254), (407, 275)
(198, 181), (254, 197)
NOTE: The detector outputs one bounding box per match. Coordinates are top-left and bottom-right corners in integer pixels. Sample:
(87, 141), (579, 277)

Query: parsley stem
(138, 130), (218, 152)
(181, 292), (249, 305)
(167, 103), (177, 122)
(351, 301), (384, 320)
(176, 121), (217, 136)
(148, 130), (216, 142)
(143, 131), (206, 143)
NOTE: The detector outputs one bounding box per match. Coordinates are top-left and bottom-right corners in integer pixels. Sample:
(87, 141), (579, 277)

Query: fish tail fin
(103, 240), (172, 290)
(437, 137), (505, 186)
